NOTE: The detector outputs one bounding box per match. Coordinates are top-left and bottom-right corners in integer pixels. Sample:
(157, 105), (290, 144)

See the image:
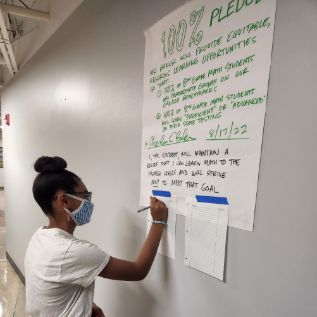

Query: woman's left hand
(91, 303), (106, 317)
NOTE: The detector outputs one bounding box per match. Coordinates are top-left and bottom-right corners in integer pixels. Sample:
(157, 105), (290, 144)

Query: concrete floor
(0, 190), (27, 317)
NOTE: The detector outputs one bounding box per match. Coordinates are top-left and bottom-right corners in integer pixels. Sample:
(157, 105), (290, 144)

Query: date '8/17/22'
(207, 122), (249, 141)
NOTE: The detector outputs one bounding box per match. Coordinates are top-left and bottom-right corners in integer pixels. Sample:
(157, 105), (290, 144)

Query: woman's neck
(46, 218), (76, 235)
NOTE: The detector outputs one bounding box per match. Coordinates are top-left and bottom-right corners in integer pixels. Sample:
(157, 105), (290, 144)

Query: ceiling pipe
(0, 3), (49, 22)
(0, 8), (14, 76)
(17, 0), (29, 9)
(0, 39), (13, 75)
(0, 8), (18, 73)
(0, 55), (5, 65)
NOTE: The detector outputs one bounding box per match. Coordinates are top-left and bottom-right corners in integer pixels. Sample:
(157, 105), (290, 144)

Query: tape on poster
(195, 195), (228, 205)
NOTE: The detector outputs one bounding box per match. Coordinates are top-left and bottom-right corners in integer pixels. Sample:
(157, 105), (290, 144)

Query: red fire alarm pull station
(4, 114), (10, 126)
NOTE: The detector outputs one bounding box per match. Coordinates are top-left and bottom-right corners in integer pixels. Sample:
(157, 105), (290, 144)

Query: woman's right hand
(98, 197), (169, 282)
(150, 197), (168, 222)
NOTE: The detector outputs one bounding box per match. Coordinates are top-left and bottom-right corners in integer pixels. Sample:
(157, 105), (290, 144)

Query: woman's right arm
(98, 197), (168, 281)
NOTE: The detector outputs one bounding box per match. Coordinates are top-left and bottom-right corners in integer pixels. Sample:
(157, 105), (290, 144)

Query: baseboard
(6, 251), (25, 285)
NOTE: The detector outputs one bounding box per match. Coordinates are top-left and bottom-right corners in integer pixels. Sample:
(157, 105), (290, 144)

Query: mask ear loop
(64, 207), (71, 222)
(64, 201), (84, 226)
(63, 195), (71, 222)
(64, 194), (82, 223)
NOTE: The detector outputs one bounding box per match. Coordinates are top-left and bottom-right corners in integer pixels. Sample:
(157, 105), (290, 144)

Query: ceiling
(0, 0), (49, 83)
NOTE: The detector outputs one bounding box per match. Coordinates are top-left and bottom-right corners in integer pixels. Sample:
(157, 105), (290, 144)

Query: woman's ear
(56, 191), (69, 210)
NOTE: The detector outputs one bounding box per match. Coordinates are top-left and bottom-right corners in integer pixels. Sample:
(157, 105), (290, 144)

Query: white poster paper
(147, 196), (177, 258)
(184, 200), (228, 280)
(140, 0), (276, 230)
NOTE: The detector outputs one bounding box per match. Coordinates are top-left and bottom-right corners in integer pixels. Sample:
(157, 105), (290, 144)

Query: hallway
(0, 190), (26, 317)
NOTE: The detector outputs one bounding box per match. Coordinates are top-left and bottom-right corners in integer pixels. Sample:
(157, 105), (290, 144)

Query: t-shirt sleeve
(59, 239), (110, 288)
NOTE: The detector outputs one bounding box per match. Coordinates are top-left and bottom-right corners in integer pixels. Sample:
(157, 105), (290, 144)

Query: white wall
(2, 1), (317, 316)
(0, 170), (3, 188)
(0, 133), (3, 187)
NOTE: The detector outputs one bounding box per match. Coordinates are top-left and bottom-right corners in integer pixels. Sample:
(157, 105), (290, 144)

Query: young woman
(24, 156), (168, 317)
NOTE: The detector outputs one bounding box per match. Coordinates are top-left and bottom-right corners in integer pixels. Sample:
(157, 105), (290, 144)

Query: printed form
(185, 200), (229, 280)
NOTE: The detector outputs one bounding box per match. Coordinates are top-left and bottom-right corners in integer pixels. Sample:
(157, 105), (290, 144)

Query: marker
(137, 206), (150, 213)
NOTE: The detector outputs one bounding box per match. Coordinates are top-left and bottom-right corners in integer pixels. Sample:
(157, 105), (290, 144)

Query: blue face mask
(64, 194), (94, 226)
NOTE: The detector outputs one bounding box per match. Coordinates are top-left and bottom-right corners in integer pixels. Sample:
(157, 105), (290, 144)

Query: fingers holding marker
(150, 197), (168, 222)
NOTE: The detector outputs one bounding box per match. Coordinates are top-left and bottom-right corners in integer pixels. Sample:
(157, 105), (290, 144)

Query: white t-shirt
(24, 227), (110, 317)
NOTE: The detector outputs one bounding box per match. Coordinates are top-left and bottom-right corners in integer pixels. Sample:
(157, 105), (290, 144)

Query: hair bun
(34, 156), (67, 174)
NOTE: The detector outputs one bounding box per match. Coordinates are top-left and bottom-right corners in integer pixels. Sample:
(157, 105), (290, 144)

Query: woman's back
(24, 226), (109, 317)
